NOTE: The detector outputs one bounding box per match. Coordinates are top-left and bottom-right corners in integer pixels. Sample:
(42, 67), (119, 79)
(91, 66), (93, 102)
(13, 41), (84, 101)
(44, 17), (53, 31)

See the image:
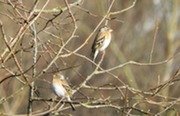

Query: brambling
(52, 72), (75, 111)
(91, 26), (113, 61)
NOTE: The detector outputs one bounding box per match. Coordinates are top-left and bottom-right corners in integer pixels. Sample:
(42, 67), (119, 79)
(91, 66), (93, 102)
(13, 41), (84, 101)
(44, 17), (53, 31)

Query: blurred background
(0, 0), (180, 115)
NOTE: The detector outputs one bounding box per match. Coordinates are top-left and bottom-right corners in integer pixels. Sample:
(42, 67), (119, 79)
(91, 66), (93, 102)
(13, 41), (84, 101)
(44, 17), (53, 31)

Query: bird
(91, 26), (113, 61)
(52, 72), (75, 111)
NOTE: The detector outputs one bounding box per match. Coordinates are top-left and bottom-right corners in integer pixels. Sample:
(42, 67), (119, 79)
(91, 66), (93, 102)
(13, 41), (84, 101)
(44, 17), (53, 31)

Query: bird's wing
(92, 32), (106, 49)
(62, 80), (72, 95)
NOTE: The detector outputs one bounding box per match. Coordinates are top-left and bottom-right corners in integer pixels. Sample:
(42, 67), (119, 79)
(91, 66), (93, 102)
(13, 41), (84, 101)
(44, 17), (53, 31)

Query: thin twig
(149, 20), (159, 63)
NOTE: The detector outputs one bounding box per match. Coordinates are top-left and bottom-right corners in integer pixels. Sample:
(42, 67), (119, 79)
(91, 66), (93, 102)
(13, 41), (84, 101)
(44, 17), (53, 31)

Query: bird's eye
(60, 76), (65, 80)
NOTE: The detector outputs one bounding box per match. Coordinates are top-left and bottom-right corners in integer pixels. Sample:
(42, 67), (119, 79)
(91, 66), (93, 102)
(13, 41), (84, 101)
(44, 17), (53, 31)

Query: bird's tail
(67, 96), (75, 111)
(69, 102), (75, 111)
(91, 50), (98, 62)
